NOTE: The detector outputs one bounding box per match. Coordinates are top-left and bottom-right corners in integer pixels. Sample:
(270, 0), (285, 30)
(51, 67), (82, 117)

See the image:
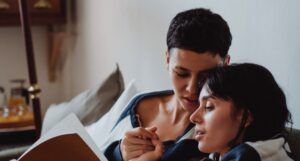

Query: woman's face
(189, 85), (243, 156)
(167, 48), (227, 113)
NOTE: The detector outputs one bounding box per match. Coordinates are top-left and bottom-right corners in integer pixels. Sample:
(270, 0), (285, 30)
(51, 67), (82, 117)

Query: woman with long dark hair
(190, 63), (294, 161)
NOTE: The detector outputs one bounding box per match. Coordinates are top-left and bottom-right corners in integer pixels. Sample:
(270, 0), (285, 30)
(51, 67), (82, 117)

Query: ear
(236, 109), (253, 128)
(165, 51), (170, 69)
(245, 111), (253, 127)
(224, 55), (231, 66)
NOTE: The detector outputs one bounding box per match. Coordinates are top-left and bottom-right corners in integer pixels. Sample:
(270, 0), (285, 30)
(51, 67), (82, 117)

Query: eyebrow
(201, 95), (216, 100)
(175, 65), (214, 74)
(174, 66), (189, 71)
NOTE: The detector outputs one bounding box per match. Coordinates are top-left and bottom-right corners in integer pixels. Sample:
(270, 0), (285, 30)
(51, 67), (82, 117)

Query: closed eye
(174, 70), (190, 78)
(204, 106), (214, 111)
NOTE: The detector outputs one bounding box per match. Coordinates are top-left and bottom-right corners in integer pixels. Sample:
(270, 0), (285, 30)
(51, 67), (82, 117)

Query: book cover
(17, 113), (108, 161)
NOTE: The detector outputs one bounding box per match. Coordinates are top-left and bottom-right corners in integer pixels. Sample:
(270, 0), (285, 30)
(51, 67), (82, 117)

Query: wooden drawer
(0, 0), (66, 26)
(0, 0), (19, 14)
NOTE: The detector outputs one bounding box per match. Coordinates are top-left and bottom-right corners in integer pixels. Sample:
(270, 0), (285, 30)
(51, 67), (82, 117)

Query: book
(17, 113), (108, 161)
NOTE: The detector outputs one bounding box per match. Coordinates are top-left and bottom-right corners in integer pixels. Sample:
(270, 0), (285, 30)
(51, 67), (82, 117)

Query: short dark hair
(201, 63), (292, 142)
(167, 8), (232, 58)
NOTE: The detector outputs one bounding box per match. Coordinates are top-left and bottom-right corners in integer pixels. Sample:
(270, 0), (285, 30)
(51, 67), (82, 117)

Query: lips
(194, 129), (206, 141)
(182, 97), (199, 107)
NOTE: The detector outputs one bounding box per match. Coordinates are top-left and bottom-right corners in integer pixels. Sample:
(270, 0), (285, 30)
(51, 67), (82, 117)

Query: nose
(190, 107), (202, 124)
(186, 76), (198, 96)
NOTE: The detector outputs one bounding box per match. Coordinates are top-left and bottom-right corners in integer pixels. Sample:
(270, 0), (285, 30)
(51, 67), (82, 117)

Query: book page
(18, 113), (108, 161)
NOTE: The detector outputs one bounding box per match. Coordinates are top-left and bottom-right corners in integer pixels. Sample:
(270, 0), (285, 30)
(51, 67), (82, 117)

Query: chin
(197, 143), (212, 154)
(183, 105), (198, 113)
(180, 101), (198, 112)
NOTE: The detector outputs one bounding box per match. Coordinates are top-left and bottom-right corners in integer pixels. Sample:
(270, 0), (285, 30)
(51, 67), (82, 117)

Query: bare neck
(164, 95), (191, 125)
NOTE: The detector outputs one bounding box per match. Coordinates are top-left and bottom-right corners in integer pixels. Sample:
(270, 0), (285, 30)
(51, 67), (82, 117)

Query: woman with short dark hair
(104, 8), (232, 161)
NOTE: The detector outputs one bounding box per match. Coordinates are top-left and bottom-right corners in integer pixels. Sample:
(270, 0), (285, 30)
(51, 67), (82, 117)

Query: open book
(17, 113), (108, 161)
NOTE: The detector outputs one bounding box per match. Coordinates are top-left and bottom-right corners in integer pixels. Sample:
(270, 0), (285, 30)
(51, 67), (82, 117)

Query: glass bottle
(0, 86), (9, 118)
(0, 86), (6, 106)
(8, 79), (28, 116)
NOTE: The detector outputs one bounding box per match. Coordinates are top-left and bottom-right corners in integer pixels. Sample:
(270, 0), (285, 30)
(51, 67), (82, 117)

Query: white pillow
(86, 80), (139, 149)
(41, 64), (124, 135)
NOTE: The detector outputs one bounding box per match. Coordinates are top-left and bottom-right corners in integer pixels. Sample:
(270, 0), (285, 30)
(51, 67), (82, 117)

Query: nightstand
(0, 141), (32, 160)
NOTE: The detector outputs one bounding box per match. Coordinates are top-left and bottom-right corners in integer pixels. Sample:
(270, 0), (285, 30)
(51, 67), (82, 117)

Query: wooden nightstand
(0, 142), (32, 161)
(0, 111), (36, 160)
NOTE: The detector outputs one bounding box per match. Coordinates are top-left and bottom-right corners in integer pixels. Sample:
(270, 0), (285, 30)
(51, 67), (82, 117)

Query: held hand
(121, 127), (159, 161)
(129, 138), (164, 161)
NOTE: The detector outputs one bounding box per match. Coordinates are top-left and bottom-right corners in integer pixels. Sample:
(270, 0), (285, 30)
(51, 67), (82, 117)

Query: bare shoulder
(136, 94), (173, 126)
(136, 95), (166, 114)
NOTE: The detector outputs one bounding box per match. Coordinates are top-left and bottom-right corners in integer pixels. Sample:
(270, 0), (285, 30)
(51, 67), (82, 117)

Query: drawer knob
(34, 0), (52, 9)
(0, 0), (9, 10)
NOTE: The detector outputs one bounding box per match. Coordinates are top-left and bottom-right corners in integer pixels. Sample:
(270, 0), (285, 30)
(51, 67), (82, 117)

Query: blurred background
(0, 0), (299, 128)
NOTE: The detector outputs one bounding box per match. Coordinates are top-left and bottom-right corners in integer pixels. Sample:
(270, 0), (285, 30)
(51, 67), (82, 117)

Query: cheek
(202, 114), (239, 152)
(217, 120), (237, 139)
(171, 75), (186, 91)
(206, 114), (230, 135)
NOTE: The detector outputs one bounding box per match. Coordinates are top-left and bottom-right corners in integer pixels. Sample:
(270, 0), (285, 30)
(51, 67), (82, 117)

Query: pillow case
(41, 64), (124, 135)
(86, 80), (139, 150)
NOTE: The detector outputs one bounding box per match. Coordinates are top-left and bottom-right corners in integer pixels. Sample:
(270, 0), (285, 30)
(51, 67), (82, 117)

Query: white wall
(0, 27), (63, 116)
(64, 0), (300, 128)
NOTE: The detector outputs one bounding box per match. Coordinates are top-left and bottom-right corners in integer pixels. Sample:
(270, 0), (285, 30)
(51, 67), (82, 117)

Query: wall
(0, 27), (63, 116)
(64, 0), (300, 128)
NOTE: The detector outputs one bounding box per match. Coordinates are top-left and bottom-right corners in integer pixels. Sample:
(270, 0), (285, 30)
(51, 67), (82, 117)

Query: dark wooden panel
(0, 0), (66, 26)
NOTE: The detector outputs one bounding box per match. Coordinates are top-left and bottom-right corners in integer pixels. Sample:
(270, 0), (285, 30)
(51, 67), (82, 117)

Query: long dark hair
(199, 63), (292, 143)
